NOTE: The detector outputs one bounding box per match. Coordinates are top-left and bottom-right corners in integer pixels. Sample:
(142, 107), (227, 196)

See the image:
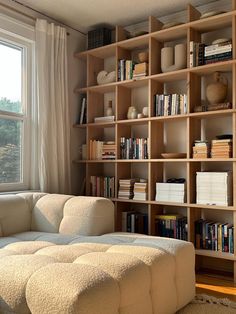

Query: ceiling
(16, 0), (214, 33)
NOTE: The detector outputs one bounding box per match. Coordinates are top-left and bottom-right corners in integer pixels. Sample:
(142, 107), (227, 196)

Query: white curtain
(35, 19), (71, 194)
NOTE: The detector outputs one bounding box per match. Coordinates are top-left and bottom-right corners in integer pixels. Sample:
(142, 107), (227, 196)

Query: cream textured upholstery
(0, 193), (195, 314)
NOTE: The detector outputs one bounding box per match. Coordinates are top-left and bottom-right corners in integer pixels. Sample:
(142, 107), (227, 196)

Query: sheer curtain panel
(35, 19), (71, 194)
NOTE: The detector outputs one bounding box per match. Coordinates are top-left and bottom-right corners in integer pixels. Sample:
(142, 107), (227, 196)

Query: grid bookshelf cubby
(74, 1), (236, 281)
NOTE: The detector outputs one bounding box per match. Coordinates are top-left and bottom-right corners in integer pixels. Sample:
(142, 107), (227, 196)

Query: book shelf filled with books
(74, 0), (236, 281)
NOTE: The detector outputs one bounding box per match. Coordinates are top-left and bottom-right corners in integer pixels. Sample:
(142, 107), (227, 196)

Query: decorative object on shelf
(216, 134), (233, 140)
(130, 108), (138, 119)
(106, 100), (114, 116)
(138, 51), (148, 63)
(142, 107), (148, 117)
(212, 38), (230, 45)
(194, 105), (206, 112)
(161, 22), (184, 30)
(161, 153), (187, 159)
(137, 113), (144, 119)
(207, 102), (232, 111)
(161, 43), (187, 73)
(200, 10), (226, 19)
(206, 72), (228, 105)
(127, 106), (137, 119)
(87, 27), (111, 50)
(97, 70), (116, 85)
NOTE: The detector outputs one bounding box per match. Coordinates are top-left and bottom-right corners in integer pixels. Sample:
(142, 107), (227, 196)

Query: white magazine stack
(155, 183), (186, 203)
(196, 172), (232, 206)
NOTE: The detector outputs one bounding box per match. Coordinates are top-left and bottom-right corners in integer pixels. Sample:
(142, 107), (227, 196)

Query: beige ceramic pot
(206, 72), (228, 105)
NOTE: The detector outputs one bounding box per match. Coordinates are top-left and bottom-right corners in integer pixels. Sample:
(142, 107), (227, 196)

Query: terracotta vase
(206, 72), (228, 105)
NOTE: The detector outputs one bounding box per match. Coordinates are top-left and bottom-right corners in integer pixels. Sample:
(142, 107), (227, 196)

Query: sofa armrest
(59, 196), (114, 236)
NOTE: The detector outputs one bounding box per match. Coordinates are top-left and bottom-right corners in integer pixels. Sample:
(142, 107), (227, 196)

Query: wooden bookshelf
(74, 0), (236, 281)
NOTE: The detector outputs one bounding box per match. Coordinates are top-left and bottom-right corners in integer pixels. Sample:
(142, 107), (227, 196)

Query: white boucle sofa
(0, 193), (195, 314)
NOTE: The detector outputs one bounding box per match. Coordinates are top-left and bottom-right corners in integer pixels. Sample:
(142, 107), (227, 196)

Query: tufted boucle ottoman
(0, 193), (195, 314)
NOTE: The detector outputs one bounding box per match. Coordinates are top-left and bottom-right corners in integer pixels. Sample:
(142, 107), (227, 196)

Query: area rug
(178, 294), (236, 313)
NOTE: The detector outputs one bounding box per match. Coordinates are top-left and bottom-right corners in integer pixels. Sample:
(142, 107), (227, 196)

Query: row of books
(154, 94), (188, 116)
(120, 137), (148, 159)
(196, 172), (232, 206)
(78, 96), (87, 124)
(89, 140), (116, 160)
(195, 219), (234, 253)
(118, 60), (136, 81)
(193, 139), (233, 158)
(155, 182), (186, 203)
(122, 211), (148, 234)
(90, 176), (115, 198)
(190, 40), (232, 67)
(155, 214), (188, 241)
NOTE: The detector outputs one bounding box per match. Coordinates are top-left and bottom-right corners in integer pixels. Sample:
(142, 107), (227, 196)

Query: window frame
(0, 25), (35, 192)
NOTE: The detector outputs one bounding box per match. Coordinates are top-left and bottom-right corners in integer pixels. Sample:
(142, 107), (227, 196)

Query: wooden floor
(196, 273), (236, 302)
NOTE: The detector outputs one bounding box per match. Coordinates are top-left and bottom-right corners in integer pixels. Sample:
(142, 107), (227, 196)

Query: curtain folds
(35, 19), (71, 194)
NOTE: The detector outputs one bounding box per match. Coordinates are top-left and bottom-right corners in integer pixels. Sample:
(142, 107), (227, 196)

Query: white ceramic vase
(161, 43), (187, 73)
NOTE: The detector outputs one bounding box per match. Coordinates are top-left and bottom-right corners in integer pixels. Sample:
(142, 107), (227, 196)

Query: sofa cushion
(26, 263), (120, 314)
(0, 195), (31, 236)
(75, 252), (153, 314)
(4, 241), (54, 254)
(31, 194), (72, 233)
(59, 196), (114, 235)
(0, 255), (56, 314)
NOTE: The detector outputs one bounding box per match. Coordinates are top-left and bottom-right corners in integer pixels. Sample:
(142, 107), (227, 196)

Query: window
(0, 18), (35, 191)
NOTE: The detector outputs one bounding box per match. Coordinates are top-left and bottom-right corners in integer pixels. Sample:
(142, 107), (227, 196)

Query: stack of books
(190, 40), (232, 67)
(120, 137), (148, 159)
(118, 59), (135, 81)
(196, 171), (232, 206)
(118, 178), (136, 199)
(94, 115), (115, 123)
(90, 176), (115, 198)
(211, 139), (232, 158)
(195, 219), (234, 253)
(204, 40), (232, 65)
(192, 140), (210, 158)
(102, 141), (116, 160)
(133, 179), (148, 200)
(154, 94), (187, 116)
(155, 182), (186, 203)
(89, 140), (116, 160)
(133, 62), (148, 79)
(155, 214), (188, 240)
(122, 211), (148, 234)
